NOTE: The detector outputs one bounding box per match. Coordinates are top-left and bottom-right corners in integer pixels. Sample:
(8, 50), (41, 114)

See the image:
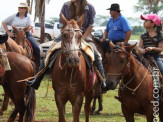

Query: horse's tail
(24, 87), (36, 122)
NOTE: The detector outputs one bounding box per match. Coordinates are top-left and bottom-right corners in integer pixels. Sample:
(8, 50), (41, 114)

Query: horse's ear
(12, 25), (17, 31)
(125, 43), (137, 53)
(108, 41), (115, 50)
(77, 14), (84, 27)
(61, 13), (68, 26)
(23, 25), (30, 32)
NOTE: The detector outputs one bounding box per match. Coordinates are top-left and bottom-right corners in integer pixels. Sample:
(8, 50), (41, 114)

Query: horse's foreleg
(72, 94), (83, 122)
(7, 108), (18, 122)
(95, 93), (103, 115)
(90, 97), (96, 115)
(121, 105), (134, 122)
(0, 91), (9, 115)
(85, 90), (94, 122)
(55, 93), (66, 122)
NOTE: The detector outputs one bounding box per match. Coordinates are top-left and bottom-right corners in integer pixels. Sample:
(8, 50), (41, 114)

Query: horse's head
(60, 13), (84, 68)
(12, 25), (30, 46)
(103, 43), (136, 91)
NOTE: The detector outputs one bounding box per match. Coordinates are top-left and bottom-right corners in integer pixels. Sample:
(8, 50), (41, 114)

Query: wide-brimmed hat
(106, 3), (121, 11)
(141, 14), (162, 26)
(18, 2), (31, 10)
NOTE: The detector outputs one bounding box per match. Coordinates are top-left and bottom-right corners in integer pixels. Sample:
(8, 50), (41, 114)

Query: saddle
(133, 50), (163, 91)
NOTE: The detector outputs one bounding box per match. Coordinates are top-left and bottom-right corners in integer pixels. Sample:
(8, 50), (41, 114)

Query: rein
(121, 65), (149, 94)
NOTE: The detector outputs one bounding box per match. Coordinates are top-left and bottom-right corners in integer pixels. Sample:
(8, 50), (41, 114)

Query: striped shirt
(141, 32), (163, 55)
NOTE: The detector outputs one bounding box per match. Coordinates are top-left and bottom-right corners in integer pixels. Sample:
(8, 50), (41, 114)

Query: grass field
(0, 74), (146, 122)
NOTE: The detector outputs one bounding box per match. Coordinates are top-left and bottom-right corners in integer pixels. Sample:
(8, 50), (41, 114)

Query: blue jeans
(26, 32), (40, 66)
(154, 55), (163, 75)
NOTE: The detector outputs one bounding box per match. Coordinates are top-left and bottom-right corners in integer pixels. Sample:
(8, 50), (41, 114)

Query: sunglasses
(18, 7), (27, 9)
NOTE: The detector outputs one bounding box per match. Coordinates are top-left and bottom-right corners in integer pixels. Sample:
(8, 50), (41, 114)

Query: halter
(107, 47), (130, 76)
(61, 27), (82, 54)
(60, 27), (83, 85)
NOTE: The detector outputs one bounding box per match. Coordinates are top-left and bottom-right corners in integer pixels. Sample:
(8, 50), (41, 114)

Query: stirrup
(101, 78), (106, 88)
(25, 77), (36, 86)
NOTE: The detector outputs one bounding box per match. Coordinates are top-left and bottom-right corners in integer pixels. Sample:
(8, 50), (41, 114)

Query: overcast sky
(0, 0), (139, 23)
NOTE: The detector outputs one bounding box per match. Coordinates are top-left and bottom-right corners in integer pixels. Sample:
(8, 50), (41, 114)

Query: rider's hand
(145, 47), (153, 52)
(100, 38), (106, 43)
(139, 48), (146, 54)
(7, 31), (14, 37)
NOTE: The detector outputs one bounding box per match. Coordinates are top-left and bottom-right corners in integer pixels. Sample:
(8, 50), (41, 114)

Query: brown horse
(0, 27), (37, 117)
(90, 38), (109, 115)
(51, 14), (97, 122)
(2, 52), (36, 122)
(103, 43), (163, 122)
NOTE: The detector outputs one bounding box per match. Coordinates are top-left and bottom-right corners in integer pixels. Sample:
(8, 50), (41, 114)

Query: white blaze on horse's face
(62, 23), (82, 67)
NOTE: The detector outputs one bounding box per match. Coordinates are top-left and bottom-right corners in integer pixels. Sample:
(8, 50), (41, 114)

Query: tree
(26, 0), (50, 43)
(134, 0), (163, 14)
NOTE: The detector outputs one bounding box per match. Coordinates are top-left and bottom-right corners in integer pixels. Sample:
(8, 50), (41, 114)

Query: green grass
(0, 74), (146, 122)
(130, 35), (140, 40)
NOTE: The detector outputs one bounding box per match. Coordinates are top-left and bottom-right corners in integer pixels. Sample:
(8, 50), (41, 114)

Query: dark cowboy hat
(106, 3), (121, 11)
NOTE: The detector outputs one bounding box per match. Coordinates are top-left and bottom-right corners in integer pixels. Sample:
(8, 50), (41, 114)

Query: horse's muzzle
(66, 57), (80, 68)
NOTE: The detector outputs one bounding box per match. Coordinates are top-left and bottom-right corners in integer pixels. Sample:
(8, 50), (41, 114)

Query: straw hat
(18, 2), (31, 11)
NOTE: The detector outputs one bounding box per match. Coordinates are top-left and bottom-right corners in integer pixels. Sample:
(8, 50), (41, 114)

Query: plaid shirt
(59, 1), (96, 33)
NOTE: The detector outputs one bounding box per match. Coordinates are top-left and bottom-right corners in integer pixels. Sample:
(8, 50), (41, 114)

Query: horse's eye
(78, 35), (82, 40)
(120, 59), (125, 64)
(62, 33), (69, 39)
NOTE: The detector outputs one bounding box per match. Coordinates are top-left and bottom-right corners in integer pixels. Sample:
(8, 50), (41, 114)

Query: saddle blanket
(44, 40), (100, 67)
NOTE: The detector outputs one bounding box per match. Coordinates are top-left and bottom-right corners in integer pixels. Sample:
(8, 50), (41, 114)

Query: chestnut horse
(2, 52), (36, 122)
(104, 43), (163, 122)
(51, 14), (96, 122)
(0, 27), (37, 117)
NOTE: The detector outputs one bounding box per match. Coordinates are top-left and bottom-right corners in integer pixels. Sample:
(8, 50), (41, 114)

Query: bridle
(107, 47), (130, 76)
(61, 27), (82, 54)
(107, 46), (147, 92)
(59, 27), (83, 85)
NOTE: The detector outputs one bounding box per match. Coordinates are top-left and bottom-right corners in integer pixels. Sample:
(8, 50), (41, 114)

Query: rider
(137, 14), (163, 74)
(2, 2), (40, 66)
(101, 3), (132, 45)
(25, 0), (106, 90)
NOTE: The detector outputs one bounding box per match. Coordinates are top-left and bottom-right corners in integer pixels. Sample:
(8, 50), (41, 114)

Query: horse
(2, 52), (36, 122)
(90, 38), (109, 115)
(0, 26), (38, 116)
(51, 14), (97, 122)
(103, 43), (163, 122)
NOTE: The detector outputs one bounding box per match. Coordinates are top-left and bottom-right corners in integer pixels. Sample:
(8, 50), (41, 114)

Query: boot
(25, 59), (46, 90)
(94, 59), (106, 88)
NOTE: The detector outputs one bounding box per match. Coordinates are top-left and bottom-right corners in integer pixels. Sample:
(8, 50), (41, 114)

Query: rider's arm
(2, 22), (9, 33)
(149, 42), (163, 53)
(124, 30), (132, 44)
(2, 22), (14, 37)
(135, 38), (146, 54)
(2, 14), (15, 37)
(101, 30), (108, 42)
(82, 26), (92, 40)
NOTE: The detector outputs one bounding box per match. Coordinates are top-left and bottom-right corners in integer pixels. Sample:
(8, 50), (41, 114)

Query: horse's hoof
(114, 95), (121, 102)
(90, 110), (94, 115)
(95, 111), (100, 115)
(0, 110), (3, 115)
